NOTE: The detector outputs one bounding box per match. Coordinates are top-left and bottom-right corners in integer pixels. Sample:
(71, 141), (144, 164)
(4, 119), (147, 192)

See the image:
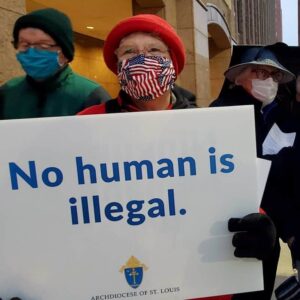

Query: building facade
(234, 0), (282, 45)
(0, 0), (26, 85)
(0, 0), (282, 107)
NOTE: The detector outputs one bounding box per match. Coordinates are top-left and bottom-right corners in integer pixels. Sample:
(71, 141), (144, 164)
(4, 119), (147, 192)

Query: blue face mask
(16, 47), (62, 80)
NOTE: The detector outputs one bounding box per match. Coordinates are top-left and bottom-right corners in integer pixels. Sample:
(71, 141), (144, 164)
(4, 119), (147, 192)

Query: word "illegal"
(68, 189), (186, 226)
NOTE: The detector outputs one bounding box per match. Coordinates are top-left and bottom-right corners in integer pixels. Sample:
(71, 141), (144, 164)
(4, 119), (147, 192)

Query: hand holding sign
(229, 213), (277, 260)
(0, 212), (277, 300)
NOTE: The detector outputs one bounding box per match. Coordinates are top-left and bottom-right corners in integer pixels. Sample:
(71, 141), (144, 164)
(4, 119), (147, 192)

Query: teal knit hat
(13, 8), (74, 61)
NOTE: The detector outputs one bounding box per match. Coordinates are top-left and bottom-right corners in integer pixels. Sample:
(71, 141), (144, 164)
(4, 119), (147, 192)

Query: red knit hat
(103, 14), (186, 75)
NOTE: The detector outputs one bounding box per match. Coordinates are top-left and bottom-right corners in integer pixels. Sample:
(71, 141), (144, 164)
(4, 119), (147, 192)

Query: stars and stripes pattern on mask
(117, 55), (176, 101)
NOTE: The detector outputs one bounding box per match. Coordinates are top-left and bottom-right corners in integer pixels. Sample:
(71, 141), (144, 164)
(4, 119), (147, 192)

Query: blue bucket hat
(224, 47), (295, 84)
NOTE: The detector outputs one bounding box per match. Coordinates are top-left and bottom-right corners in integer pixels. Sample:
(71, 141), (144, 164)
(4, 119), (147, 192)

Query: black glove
(228, 213), (276, 260)
(11, 298), (22, 300)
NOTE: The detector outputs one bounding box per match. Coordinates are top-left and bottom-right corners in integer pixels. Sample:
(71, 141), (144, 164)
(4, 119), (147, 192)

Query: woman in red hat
(79, 14), (194, 113)
(78, 14), (277, 300)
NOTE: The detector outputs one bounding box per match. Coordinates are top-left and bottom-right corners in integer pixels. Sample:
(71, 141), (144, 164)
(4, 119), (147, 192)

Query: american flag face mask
(117, 55), (176, 101)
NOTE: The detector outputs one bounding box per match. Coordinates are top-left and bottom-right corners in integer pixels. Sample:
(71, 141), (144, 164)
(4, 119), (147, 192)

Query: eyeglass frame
(114, 45), (170, 60)
(251, 67), (284, 83)
(12, 40), (59, 52)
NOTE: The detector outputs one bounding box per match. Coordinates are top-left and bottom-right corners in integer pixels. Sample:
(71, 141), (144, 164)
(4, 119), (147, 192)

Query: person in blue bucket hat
(211, 44), (295, 154)
(225, 46), (294, 84)
(211, 43), (296, 300)
(214, 45), (294, 109)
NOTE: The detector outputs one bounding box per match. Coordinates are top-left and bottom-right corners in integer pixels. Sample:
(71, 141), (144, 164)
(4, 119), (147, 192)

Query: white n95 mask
(251, 77), (278, 106)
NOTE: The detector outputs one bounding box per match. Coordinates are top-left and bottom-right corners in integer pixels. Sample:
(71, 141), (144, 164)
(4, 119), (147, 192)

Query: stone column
(176, 0), (210, 107)
(0, 0), (26, 84)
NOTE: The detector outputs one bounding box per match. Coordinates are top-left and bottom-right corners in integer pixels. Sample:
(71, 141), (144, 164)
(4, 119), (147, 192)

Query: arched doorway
(207, 4), (232, 102)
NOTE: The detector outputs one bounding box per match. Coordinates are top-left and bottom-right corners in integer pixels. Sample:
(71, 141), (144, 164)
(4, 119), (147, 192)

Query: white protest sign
(0, 106), (262, 300)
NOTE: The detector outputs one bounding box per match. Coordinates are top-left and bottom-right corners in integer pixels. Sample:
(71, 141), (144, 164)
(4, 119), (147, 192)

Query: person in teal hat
(0, 8), (110, 119)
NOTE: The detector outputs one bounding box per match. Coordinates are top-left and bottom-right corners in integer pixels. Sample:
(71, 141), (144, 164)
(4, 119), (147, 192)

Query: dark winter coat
(78, 85), (197, 115)
(210, 85), (287, 300)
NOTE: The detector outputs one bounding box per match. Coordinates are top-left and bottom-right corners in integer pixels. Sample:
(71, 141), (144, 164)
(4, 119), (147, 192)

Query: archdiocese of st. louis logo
(120, 256), (148, 289)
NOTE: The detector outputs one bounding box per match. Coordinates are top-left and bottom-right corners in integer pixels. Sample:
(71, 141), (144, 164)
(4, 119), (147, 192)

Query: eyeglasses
(14, 41), (58, 51)
(251, 68), (284, 83)
(115, 45), (169, 60)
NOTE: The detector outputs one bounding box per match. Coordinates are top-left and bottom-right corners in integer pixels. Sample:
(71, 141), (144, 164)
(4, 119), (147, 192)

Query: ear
(58, 51), (69, 67)
(234, 67), (252, 86)
(235, 78), (242, 86)
(235, 74), (246, 86)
